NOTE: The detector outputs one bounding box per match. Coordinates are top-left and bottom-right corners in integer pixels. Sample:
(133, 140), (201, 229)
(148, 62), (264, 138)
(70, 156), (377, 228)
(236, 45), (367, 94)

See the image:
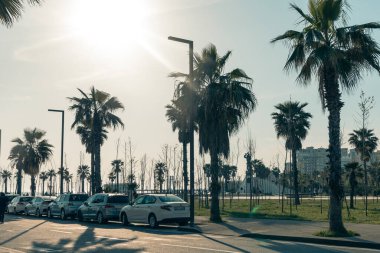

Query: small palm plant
(1, 170), (12, 193)
(77, 165), (90, 193)
(154, 162), (167, 193)
(39, 172), (48, 196)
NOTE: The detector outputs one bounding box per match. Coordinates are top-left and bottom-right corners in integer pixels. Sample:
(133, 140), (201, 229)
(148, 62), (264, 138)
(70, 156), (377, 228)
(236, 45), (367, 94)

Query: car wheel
(97, 212), (104, 224)
(60, 209), (67, 220)
(48, 209), (53, 218)
(36, 208), (41, 217)
(121, 212), (129, 226)
(148, 214), (158, 228)
(14, 207), (17, 215)
(25, 208), (29, 216)
(77, 211), (84, 222)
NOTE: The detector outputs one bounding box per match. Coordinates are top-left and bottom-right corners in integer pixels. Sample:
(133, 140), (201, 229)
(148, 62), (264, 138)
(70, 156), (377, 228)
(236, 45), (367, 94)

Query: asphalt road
(0, 214), (378, 253)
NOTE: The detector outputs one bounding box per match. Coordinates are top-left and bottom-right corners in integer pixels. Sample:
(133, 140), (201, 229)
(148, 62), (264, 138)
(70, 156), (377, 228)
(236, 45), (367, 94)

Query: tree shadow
(30, 226), (144, 252)
(260, 239), (350, 253)
(200, 234), (251, 253)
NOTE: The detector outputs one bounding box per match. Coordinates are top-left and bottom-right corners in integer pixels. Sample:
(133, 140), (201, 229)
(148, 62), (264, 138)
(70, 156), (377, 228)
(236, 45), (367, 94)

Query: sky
(0, 0), (380, 190)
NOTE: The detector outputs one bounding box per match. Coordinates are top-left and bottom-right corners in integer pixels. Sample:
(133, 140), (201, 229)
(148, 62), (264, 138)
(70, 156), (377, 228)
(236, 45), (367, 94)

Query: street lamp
(168, 36), (195, 226)
(48, 109), (65, 194)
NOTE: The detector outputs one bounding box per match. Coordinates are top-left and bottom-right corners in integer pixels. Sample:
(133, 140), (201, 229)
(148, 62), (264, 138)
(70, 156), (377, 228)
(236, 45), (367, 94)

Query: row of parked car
(5, 193), (190, 228)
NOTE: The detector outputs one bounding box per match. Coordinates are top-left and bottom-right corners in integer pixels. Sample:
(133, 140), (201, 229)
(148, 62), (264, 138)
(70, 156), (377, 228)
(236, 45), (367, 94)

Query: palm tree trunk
(210, 152), (221, 222)
(292, 148), (300, 205)
(116, 172), (119, 193)
(49, 177), (52, 196)
(91, 151), (95, 194)
(82, 177), (85, 193)
(5, 178), (8, 194)
(326, 77), (347, 234)
(17, 165), (22, 195)
(31, 175), (36, 196)
(350, 183), (354, 209)
(42, 180), (45, 196)
(183, 142), (188, 202)
(364, 161), (368, 216)
(95, 143), (102, 193)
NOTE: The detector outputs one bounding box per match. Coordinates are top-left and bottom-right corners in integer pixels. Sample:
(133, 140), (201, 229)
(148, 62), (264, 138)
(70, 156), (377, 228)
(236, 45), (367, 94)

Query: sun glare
(69, 0), (150, 55)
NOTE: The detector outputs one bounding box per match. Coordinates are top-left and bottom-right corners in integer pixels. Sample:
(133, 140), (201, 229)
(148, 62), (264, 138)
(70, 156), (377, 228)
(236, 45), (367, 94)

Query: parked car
(119, 194), (190, 228)
(4, 194), (19, 213)
(7, 196), (34, 214)
(25, 197), (55, 217)
(47, 193), (89, 220)
(77, 193), (129, 224)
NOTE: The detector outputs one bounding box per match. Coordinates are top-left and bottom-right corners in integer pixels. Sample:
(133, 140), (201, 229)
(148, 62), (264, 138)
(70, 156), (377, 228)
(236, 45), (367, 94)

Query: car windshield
(69, 194), (88, 202)
(107, 195), (129, 203)
(158, 195), (185, 203)
(20, 197), (33, 202)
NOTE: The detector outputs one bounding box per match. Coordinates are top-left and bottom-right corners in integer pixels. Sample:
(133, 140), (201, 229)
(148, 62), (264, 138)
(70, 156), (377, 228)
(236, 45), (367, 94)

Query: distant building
(297, 146), (353, 175)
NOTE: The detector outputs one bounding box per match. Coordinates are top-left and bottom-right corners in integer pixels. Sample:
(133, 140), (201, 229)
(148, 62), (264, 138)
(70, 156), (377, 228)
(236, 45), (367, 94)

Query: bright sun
(69, 0), (150, 55)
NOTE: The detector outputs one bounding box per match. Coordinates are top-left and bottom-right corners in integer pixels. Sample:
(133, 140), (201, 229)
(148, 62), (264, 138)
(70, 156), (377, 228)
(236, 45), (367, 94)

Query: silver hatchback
(77, 193), (129, 224)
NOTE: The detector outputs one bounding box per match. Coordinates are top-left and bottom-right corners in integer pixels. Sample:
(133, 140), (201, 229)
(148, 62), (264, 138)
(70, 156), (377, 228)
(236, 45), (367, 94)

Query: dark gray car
(47, 193), (88, 220)
(77, 194), (129, 224)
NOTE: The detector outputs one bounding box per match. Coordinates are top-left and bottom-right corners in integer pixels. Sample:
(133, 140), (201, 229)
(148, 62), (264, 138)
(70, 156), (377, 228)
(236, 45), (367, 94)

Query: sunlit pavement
(0, 215), (378, 253)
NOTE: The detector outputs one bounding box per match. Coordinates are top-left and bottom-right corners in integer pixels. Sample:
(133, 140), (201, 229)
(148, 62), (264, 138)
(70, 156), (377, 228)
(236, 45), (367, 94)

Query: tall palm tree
(196, 44), (257, 222)
(39, 171), (48, 196)
(68, 87), (125, 193)
(271, 0), (380, 234)
(77, 165), (90, 193)
(111, 159), (123, 192)
(271, 101), (312, 205)
(344, 162), (362, 209)
(10, 128), (53, 196)
(63, 169), (72, 192)
(0, 0), (41, 27)
(154, 162), (167, 193)
(46, 169), (56, 196)
(348, 128), (378, 215)
(1, 170), (12, 193)
(8, 141), (25, 194)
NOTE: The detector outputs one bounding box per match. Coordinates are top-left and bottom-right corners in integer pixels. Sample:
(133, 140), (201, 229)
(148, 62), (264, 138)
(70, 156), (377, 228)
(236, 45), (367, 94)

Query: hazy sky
(0, 0), (379, 188)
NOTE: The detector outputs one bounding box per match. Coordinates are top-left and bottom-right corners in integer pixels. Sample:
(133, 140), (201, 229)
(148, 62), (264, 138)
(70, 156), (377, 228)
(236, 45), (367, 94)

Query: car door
(89, 194), (104, 219)
(140, 195), (156, 222)
(9, 197), (18, 213)
(81, 195), (94, 218)
(51, 196), (61, 215)
(128, 196), (145, 222)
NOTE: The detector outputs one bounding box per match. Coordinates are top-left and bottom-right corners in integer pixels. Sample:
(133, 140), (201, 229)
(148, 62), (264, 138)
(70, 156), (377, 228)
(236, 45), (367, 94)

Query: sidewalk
(178, 216), (380, 249)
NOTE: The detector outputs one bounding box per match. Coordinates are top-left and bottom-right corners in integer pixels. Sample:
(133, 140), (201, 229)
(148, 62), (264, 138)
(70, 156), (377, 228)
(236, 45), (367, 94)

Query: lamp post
(168, 36), (195, 226)
(48, 109), (65, 195)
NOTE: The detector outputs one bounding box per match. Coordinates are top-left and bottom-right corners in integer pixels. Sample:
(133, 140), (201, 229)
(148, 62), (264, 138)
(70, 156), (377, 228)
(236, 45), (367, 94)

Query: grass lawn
(194, 196), (380, 224)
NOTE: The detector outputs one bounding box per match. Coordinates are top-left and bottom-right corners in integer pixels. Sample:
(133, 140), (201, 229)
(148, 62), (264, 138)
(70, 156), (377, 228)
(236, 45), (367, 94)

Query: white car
(119, 194), (190, 228)
(7, 196), (34, 214)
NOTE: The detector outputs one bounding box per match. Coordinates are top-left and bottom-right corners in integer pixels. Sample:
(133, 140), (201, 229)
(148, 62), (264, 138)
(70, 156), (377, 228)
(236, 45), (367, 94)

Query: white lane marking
(6, 230), (14, 232)
(50, 229), (72, 234)
(0, 246), (25, 253)
(161, 243), (240, 253)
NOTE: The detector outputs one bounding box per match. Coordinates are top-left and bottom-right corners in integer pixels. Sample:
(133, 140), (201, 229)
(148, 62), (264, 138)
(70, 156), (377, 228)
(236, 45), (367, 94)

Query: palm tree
(77, 165), (90, 193)
(63, 169), (73, 192)
(10, 128), (53, 196)
(348, 128), (378, 215)
(8, 141), (25, 194)
(344, 162), (362, 209)
(271, 101), (312, 205)
(154, 162), (167, 193)
(39, 171), (48, 196)
(166, 95), (191, 201)
(1, 170), (12, 193)
(0, 0), (41, 27)
(46, 169), (56, 196)
(108, 172), (116, 192)
(68, 87), (125, 193)
(196, 44), (257, 222)
(271, 0), (380, 234)
(111, 159), (123, 192)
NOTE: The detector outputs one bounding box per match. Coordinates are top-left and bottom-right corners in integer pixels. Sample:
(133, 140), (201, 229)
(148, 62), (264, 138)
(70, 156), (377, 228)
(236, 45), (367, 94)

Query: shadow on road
(261, 239), (349, 253)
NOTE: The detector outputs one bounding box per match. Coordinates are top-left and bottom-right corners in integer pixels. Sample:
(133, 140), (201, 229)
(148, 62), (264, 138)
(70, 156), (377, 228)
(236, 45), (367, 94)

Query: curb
(241, 233), (380, 250)
(177, 226), (202, 233)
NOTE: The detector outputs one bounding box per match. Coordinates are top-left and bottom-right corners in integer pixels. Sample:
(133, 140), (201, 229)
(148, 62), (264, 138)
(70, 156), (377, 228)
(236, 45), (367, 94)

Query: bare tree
(140, 154), (147, 194)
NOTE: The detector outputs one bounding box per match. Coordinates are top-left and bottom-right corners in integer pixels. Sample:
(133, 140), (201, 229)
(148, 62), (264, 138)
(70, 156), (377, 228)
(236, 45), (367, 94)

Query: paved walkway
(180, 216), (380, 249)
